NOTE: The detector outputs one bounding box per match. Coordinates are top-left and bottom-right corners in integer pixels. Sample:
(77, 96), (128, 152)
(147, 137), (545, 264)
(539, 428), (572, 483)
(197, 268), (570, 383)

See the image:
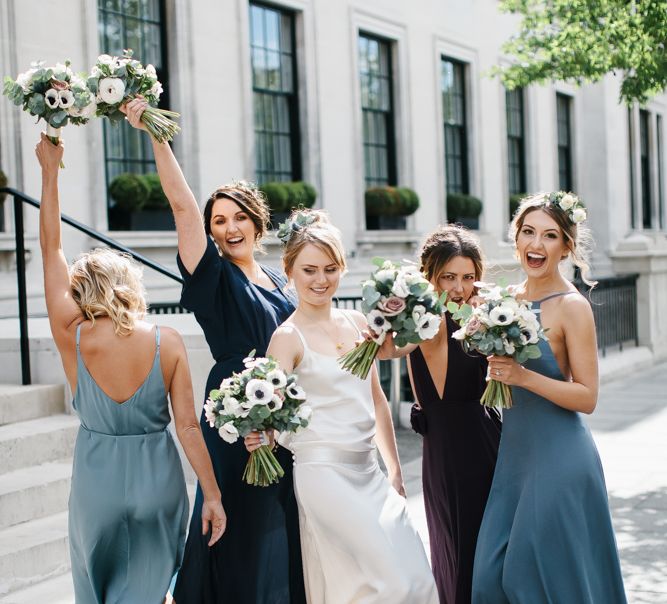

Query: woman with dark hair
(472, 193), (626, 602)
(123, 99), (304, 603)
(380, 225), (501, 604)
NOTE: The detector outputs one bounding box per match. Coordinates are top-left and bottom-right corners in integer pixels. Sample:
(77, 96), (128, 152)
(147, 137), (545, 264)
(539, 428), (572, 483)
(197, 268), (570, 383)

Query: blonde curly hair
(69, 248), (147, 336)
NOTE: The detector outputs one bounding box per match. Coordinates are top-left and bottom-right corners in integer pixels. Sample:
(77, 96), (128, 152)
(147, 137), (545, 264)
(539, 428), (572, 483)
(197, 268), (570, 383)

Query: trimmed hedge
(365, 186), (420, 217)
(509, 193), (526, 220)
(142, 173), (169, 210)
(260, 181), (318, 213)
(447, 193), (483, 219)
(109, 173), (151, 212)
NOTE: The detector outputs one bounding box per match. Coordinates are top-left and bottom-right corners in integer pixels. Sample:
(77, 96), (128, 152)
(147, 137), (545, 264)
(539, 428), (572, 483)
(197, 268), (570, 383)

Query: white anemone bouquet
(205, 352), (312, 487)
(87, 49), (179, 143)
(448, 281), (548, 409)
(339, 257), (445, 379)
(3, 60), (96, 167)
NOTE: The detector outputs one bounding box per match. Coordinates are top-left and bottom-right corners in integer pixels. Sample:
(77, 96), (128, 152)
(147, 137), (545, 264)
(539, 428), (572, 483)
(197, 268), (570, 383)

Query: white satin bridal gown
(280, 318), (438, 604)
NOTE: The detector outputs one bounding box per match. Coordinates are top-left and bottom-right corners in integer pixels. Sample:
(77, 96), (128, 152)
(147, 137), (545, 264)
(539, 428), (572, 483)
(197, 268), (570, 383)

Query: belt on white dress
(293, 446), (377, 465)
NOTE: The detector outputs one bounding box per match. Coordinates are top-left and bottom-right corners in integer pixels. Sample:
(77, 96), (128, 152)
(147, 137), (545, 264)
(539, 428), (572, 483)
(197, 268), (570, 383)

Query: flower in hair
(276, 211), (318, 244)
(547, 191), (587, 224)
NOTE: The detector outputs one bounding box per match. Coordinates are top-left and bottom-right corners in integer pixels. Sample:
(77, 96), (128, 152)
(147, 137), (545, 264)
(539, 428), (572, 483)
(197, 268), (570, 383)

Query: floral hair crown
(546, 191), (587, 224)
(276, 211), (318, 245)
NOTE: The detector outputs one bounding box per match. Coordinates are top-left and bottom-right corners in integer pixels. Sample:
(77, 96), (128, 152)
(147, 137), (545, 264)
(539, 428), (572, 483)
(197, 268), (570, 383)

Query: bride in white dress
(246, 210), (437, 604)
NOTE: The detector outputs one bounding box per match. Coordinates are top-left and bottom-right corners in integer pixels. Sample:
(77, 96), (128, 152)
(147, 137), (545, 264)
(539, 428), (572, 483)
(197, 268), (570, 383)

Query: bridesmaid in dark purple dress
(381, 225), (501, 603)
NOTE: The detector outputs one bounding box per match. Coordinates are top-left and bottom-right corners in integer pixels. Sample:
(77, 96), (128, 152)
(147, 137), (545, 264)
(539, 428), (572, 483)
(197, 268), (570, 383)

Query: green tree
(494, 1), (667, 105)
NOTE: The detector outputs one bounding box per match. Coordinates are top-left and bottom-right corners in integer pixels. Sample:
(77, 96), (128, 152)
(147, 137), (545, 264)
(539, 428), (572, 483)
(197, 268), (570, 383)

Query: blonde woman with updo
(472, 193), (626, 603)
(36, 135), (225, 603)
(245, 209), (438, 604)
(123, 100), (304, 603)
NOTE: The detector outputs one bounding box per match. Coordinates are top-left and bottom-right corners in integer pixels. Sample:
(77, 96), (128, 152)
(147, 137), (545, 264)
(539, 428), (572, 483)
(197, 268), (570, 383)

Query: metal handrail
(1, 186), (183, 385)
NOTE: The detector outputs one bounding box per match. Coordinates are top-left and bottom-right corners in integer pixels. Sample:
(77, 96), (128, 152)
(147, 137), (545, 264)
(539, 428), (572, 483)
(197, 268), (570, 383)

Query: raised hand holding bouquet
(339, 258), (445, 379)
(4, 61), (96, 167)
(205, 353), (312, 487)
(448, 281), (548, 409)
(88, 49), (179, 143)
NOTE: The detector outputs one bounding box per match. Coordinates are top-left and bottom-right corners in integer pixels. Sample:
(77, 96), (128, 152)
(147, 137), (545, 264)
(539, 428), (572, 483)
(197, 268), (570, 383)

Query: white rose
(204, 400), (217, 427)
(146, 64), (157, 79)
(97, 54), (114, 65)
(374, 269), (395, 284)
(412, 304), (426, 323)
(504, 340), (516, 355)
(245, 379), (274, 405)
(572, 207), (587, 223)
(451, 326), (467, 341)
(15, 68), (36, 92)
(58, 90), (75, 109)
(150, 81), (163, 99)
(218, 422), (239, 444)
(222, 396), (244, 417)
(489, 305), (516, 326)
(391, 275), (410, 298)
(98, 77), (126, 105)
(44, 88), (60, 109)
(559, 194), (576, 211)
(296, 404), (313, 422)
(54, 62), (73, 78)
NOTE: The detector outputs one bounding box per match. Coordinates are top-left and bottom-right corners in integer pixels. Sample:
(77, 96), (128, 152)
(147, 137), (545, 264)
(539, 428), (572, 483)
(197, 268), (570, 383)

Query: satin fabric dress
(69, 325), (189, 604)
(409, 313), (501, 604)
(173, 238), (304, 604)
(280, 317), (438, 604)
(472, 293), (627, 603)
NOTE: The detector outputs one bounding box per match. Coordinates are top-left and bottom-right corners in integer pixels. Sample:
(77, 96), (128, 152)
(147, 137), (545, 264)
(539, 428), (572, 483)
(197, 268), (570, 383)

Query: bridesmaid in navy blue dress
(473, 193), (626, 602)
(124, 100), (304, 603)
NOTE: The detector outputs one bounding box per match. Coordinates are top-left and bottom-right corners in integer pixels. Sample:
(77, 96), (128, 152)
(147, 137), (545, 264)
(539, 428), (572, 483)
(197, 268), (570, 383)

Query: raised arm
(122, 99), (207, 272)
(164, 328), (226, 546)
(35, 135), (82, 357)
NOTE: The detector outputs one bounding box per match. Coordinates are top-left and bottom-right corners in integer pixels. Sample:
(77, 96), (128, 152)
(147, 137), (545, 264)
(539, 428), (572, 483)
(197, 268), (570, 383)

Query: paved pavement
(3, 361), (666, 603)
(398, 361), (667, 604)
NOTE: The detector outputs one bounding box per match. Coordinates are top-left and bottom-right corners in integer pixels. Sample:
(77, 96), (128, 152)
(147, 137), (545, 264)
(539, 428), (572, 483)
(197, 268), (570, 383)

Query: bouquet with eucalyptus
(4, 60), (96, 166)
(448, 281), (548, 409)
(87, 49), (179, 143)
(339, 258), (445, 379)
(205, 352), (312, 486)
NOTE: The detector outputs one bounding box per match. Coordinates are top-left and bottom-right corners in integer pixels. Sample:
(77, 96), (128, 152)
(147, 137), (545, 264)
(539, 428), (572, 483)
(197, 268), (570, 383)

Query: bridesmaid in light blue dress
(36, 135), (226, 603)
(472, 193), (626, 603)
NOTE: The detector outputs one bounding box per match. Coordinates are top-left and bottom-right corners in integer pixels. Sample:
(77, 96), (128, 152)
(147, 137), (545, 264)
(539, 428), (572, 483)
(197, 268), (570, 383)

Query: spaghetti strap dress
(173, 237), (304, 604)
(472, 293), (627, 603)
(69, 325), (189, 604)
(409, 312), (501, 604)
(279, 315), (438, 604)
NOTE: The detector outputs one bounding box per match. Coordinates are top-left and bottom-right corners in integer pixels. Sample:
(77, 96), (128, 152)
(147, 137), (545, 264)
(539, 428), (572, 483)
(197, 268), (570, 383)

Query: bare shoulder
(558, 290), (594, 321)
(154, 324), (187, 362)
(270, 322), (302, 348)
(157, 324), (185, 346)
(341, 309), (367, 330)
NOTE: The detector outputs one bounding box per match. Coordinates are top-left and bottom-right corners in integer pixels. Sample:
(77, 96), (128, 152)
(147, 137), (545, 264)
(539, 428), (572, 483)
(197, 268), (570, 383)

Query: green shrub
(109, 173), (150, 212)
(300, 182), (318, 208)
(365, 187), (399, 217)
(260, 182), (290, 213)
(396, 187), (420, 216)
(0, 169), (7, 204)
(142, 173), (169, 210)
(509, 193), (526, 220)
(447, 193), (483, 219)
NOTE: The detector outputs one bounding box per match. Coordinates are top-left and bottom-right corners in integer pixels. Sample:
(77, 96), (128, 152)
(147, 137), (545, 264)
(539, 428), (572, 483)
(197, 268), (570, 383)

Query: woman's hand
(487, 355), (526, 387)
(201, 498), (227, 547)
(244, 429), (275, 452)
(374, 330), (397, 360)
(389, 471), (407, 498)
(120, 97), (149, 132)
(35, 133), (64, 176)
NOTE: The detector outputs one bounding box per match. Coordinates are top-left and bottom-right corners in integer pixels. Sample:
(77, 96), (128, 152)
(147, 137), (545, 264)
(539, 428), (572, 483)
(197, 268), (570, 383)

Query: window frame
(441, 56), (469, 195)
(506, 87), (526, 196)
(556, 92), (574, 192)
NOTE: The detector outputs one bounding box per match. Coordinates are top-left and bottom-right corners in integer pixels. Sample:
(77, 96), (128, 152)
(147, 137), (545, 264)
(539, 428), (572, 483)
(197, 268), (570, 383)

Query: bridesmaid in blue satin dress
(472, 193), (626, 603)
(124, 99), (304, 603)
(36, 135), (225, 603)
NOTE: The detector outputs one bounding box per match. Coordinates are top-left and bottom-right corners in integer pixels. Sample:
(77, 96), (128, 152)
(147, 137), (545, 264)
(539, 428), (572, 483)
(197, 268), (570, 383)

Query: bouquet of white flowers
(87, 49), (179, 143)
(448, 281), (548, 409)
(3, 60), (96, 167)
(205, 353), (312, 487)
(339, 258), (445, 379)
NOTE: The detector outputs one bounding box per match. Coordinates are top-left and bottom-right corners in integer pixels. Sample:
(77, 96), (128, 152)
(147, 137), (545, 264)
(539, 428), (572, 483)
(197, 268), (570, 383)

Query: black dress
(173, 238), (305, 604)
(409, 313), (501, 604)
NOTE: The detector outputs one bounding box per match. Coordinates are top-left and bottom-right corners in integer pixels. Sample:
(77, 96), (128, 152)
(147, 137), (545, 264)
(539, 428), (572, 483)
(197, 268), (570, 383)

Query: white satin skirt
(292, 446), (438, 604)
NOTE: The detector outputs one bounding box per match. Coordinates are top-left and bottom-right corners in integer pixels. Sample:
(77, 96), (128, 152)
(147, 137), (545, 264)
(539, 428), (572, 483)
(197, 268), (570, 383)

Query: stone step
(0, 415), (78, 475)
(0, 384), (65, 426)
(0, 573), (73, 604)
(0, 461), (71, 530)
(0, 512), (69, 597)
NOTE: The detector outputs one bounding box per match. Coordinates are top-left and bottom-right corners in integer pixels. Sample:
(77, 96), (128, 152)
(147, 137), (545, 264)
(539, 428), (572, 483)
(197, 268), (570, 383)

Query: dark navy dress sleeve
(176, 237), (223, 318)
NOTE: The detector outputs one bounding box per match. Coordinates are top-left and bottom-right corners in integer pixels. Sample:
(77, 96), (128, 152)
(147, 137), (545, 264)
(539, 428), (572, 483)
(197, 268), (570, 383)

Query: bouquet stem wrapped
(206, 353), (312, 487)
(339, 257), (445, 379)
